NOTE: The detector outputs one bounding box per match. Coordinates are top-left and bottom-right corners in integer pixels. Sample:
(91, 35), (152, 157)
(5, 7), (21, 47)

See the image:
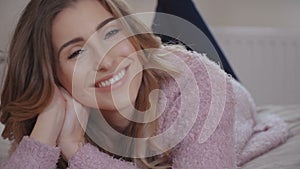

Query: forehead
(52, 0), (114, 48)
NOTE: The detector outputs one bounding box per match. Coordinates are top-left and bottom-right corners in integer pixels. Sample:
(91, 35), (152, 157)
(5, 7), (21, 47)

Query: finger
(59, 87), (72, 101)
(73, 100), (90, 131)
(59, 87), (90, 131)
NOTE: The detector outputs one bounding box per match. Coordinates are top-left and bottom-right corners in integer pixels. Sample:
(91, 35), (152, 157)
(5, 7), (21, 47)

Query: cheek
(115, 40), (137, 57)
(127, 56), (143, 101)
(130, 70), (143, 98)
(58, 67), (73, 92)
(59, 64), (86, 93)
(62, 64), (99, 108)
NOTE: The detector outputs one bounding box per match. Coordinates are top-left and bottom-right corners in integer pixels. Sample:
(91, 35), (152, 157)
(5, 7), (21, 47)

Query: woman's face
(52, 0), (143, 116)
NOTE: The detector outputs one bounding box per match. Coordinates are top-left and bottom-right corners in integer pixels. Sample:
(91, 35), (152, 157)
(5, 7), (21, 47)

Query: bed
(0, 105), (299, 168)
(241, 105), (300, 169)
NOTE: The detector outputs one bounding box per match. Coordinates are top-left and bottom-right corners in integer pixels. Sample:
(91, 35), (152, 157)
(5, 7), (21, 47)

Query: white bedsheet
(242, 105), (300, 169)
(1, 105), (299, 168)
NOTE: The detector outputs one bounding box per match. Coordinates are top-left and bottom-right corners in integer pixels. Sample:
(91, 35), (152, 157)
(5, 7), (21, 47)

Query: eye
(104, 29), (120, 40)
(68, 49), (86, 59)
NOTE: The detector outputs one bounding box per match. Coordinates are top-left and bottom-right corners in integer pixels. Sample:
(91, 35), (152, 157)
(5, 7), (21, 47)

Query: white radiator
(212, 27), (300, 106)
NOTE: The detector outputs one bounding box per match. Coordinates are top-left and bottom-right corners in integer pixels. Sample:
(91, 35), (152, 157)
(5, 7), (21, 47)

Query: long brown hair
(0, 0), (174, 168)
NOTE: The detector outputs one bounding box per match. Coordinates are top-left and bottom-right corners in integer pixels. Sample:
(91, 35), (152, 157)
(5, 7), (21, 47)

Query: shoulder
(159, 44), (234, 101)
(156, 45), (235, 138)
(160, 45), (227, 78)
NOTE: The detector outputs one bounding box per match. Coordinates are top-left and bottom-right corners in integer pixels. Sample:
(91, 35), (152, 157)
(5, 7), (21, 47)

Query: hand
(58, 89), (90, 160)
(30, 86), (66, 146)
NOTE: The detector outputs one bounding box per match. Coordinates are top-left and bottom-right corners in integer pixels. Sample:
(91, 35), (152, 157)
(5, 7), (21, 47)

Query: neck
(101, 106), (134, 133)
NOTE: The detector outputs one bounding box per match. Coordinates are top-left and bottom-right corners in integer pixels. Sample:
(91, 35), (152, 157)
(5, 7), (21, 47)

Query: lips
(94, 67), (127, 88)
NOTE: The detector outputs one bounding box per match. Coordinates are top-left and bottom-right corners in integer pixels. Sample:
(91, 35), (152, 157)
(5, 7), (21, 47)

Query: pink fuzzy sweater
(0, 46), (288, 169)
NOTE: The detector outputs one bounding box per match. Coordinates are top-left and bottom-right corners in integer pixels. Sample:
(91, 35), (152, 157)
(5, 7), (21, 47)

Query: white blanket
(242, 105), (300, 169)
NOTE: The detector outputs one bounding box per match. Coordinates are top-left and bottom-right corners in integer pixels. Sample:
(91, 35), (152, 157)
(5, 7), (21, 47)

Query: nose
(96, 54), (116, 72)
(88, 38), (116, 72)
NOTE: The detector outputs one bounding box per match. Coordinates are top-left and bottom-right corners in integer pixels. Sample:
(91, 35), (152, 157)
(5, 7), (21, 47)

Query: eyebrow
(57, 17), (116, 56)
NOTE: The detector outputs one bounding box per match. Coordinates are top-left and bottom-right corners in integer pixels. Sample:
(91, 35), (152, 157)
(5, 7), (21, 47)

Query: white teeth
(96, 69), (126, 88)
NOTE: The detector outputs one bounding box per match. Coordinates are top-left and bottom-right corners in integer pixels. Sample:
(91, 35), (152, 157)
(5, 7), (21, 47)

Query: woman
(0, 0), (288, 168)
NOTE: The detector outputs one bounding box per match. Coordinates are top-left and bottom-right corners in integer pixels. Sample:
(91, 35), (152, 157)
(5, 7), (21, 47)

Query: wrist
(60, 140), (85, 160)
(30, 120), (57, 146)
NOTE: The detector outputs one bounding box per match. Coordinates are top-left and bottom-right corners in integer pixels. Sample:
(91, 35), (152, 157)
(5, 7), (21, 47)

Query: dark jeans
(152, 0), (238, 81)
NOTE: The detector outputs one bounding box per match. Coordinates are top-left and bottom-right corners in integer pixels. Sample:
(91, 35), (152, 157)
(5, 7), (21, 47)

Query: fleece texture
(0, 45), (288, 169)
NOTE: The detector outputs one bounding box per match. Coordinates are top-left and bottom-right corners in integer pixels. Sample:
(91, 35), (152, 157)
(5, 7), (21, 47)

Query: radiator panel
(212, 27), (300, 105)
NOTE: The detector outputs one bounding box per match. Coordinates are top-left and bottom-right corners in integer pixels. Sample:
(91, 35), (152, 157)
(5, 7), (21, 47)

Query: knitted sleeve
(0, 136), (60, 169)
(157, 45), (236, 169)
(68, 46), (236, 169)
(67, 143), (138, 169)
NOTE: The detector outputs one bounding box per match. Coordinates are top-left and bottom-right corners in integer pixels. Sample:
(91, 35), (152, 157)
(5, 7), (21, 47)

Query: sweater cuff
(68, 143), (137, 169)
(68, 143), (98, 168)
(16, 136), (61, 166)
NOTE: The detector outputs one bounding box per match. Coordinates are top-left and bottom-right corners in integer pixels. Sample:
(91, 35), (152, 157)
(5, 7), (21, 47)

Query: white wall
(0, 0), (30, 51)
(194, 0), (300, 29)
(126, 0), (300, 29)
(2, 0), (300, 49)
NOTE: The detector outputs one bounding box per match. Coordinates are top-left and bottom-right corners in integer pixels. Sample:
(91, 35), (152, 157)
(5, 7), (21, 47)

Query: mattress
(242, 105), (300, 169)
(0, 105), (299, 168)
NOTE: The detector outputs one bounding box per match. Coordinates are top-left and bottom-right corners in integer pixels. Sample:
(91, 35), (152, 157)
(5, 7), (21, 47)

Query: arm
(0, 136), (60, 169)
(67, 143), (138, 169)
(1, 87), (66, 168)
(171, 87), (236, 169)
(59, 92), (138, 169)
(160, 46), (236, 168)
(64, 46), (235, 169)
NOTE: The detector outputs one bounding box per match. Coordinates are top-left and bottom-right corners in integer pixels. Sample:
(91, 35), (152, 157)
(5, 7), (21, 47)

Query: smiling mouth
(95, 68), (127, 88)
